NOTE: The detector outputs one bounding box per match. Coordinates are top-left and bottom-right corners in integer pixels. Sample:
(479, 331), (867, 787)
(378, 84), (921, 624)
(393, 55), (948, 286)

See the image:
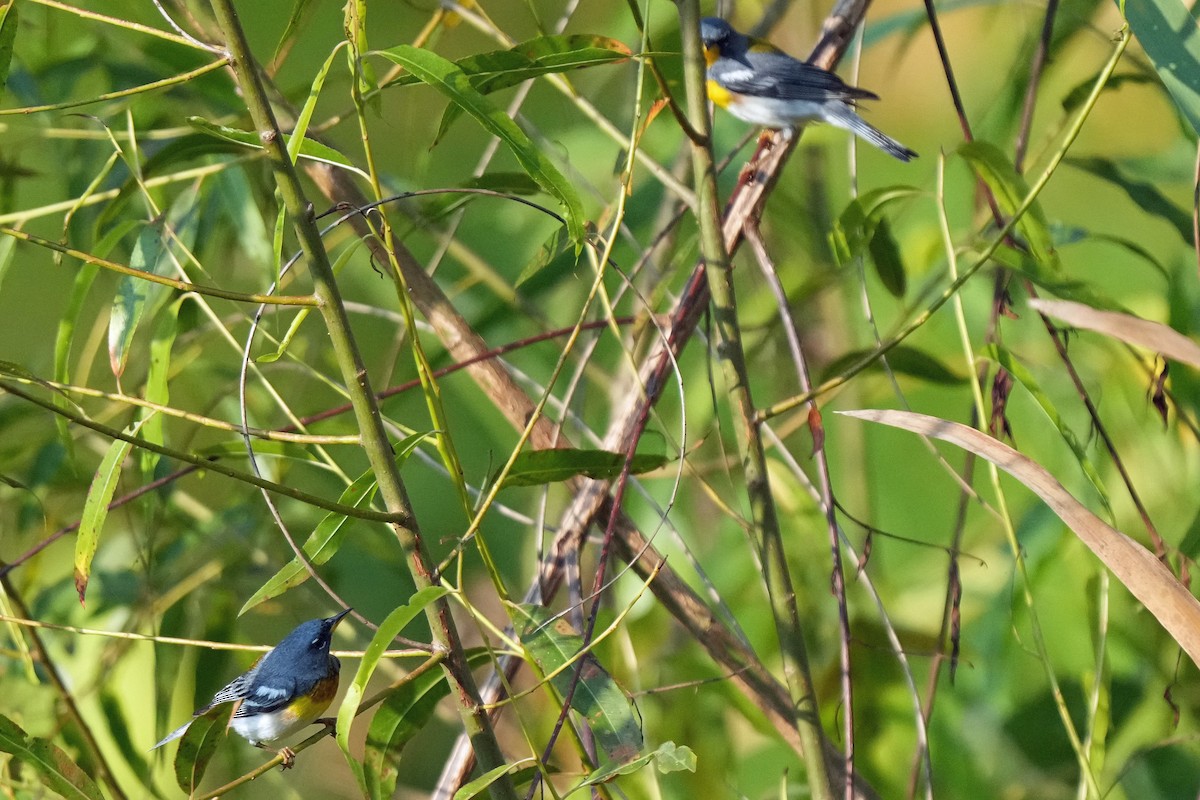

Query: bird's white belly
(230, 708), (310, 745)
(727, 97), (828, 129)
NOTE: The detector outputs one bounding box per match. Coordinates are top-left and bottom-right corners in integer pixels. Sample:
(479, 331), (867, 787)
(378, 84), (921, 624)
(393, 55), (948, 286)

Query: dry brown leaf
(1028, 298), (1200, 369)
(841, 408), (1200, 669)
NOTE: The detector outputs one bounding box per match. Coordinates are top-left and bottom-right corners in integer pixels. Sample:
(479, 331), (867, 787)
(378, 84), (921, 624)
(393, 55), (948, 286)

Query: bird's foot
(314, 717), (337, 737)
(277, 746), (296, 770)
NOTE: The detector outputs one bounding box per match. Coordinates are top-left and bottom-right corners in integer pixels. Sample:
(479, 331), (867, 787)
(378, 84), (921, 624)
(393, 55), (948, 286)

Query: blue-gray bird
(699, 17), (917, 162)
(152, 609), (350, 768)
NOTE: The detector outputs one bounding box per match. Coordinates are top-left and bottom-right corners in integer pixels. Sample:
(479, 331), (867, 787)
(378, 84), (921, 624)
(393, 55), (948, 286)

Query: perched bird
(699, 17), (917, 162)
(152, 609), (351, 768)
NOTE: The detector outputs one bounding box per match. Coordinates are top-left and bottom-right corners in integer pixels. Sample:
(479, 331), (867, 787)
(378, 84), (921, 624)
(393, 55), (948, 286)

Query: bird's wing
(232, 673), (299, 717)
(719, 52), (877, 103)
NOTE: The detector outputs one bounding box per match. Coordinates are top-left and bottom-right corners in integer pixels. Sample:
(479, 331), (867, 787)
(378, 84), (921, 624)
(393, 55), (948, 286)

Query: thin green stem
(0, 380), (405, 523)
(0, 227), (318, 306)
(0, 58), (229, 116)
(206, 3), (516, 796)
(674, 2), (832, 797)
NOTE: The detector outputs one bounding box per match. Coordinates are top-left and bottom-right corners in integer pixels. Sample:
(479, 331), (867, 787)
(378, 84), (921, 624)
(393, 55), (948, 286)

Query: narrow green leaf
(427, 35), (632, 142)
(579, 741), (696, 786)
(384, 35), (630, 92)
(1125, 0), (1200, 137)
(829, 185), (919, 268)
(517, 604), (643, 764)
(959, 141), (1058, 269)
(272, 0), (320, 68)
(0, 2), (18, 97)
(499, 447), (668, 488)
(0, 714), (104, 800)
(1061, 71), (1155, 113)
(515, 226), (574, 288)
(374, 45), (585, 246)
(239, 473), (378, 612)
(364, 649), (492, 800)
(172, 705), (228, 794)
(187, 116), (369, 180)
(240, 432), (431, 615)
(75, 436), (135, 604)
(452, 760), (530, 800)
(1066, 156), (1192, 243)
(108, 220), (166, 379)
(821, 345), (966, 385)
(984, 344), (1114, 518)
(140, 291), (184, 477)
(336, 586), (451, 793)
(867, 217), (906, 297)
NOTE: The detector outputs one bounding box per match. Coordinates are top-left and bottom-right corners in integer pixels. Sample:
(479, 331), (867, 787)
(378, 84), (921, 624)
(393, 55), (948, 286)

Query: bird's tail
(827, 106), (917, 162)
(151, 720), (194, 751)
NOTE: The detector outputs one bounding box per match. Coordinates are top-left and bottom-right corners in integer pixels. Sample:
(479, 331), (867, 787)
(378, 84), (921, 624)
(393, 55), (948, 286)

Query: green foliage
(1, 3), (1199, 800)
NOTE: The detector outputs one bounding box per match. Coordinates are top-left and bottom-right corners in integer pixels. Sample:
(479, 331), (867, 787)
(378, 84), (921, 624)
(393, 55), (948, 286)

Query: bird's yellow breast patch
(283, 674), (339, 723)
(706, 79), (737, 110)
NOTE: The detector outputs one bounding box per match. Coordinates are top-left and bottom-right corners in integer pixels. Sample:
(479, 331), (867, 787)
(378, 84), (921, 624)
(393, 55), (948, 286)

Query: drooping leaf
(866, 216), (906, 297)
(75, 436), (135, 604)
(1065, 156), (1192, 243)
(108, 220), (166, 378)
(452, 760), (532, 800)
(336, 586), (451, 793)
(187, 116), (369, 180)
(172, 705), (228, 794)
(842, 409), (1200, 670)
(427, 35), (632, 142)
(373, 45), (585, 246)
(364, 649), (493, 800)
(821, 345), (966, 385)
(829, 185), (919, 268)
(579, 740), (697, 786)
(517, 604), (643, 765)
(239, 432), (431, 615)
(498, 446), (668, 488)
(384, 34), (630, 93)
(0, 713), (104, 800)
(959, 141), (1058, 269)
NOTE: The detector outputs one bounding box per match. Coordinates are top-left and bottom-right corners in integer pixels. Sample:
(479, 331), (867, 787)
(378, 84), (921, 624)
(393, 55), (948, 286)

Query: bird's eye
(311, 635), (325, 648)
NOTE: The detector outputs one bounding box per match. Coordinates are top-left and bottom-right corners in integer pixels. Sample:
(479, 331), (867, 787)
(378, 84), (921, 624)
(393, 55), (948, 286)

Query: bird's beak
(327, 608), (352, 629)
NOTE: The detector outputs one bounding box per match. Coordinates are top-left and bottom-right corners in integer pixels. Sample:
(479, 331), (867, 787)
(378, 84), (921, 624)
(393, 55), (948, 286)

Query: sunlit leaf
(1028, 297), (1200, 368)
(108, 221), (166, 379)
(579, 740), (696, 786)
(364, 649), (492, 800)
(452, 760), (532, 800)
(336, 586), (451, 793)
(959, 141), (1058, 269)
(75, 436), (135, 604)
(0, 713), (103, 800)
(517, 604), (643, 764)
(498, 447), (668, 488)
(187, 116), (369, 180)
(374, 46), (585, 246)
